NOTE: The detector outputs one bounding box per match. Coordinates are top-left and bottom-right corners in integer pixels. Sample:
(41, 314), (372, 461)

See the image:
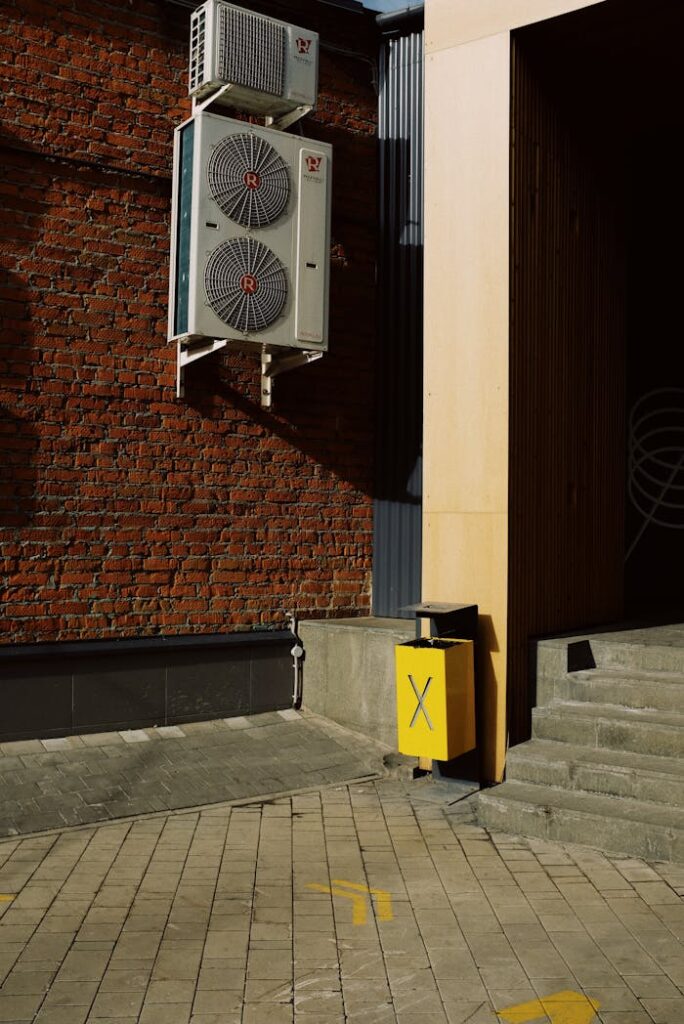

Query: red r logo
(243, 171), (261, 190)
(306, 156), (322, 173)
(296, 37), (312, 54)
(240, 274), (258, 294)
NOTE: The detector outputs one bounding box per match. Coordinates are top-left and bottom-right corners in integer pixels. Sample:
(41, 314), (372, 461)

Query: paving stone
(242, 1005), (293, 1024)
(192, 991), (244, 1014)
(190, 1015), (241, 1024)
(145, 980), (196, 1003)
(34, 1006), (91, 1024)
(40, 981), (99, 1006)
(88, 991), (145, 1017)
(0, 967), (54, 993)
(56, 950), (110, 982)
(80, 734), (124, 748)
(0, 991), (44, 1020)
(639, 997), (684, 1023)
(244, 979), (293, 1002)
(118, 732), (150, 745)
(155, 728), (186, 739)
(247, 949), (293, 980)
(139, 1003), (192, 1024)
(97, 969), (150, 992)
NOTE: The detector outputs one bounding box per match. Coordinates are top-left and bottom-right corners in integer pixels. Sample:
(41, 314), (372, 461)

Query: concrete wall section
(423, 31), (511, 782)
(300, 618), (414, 748)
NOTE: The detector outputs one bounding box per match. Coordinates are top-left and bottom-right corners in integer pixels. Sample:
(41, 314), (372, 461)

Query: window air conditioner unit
(189, 0), (319, 117)
(169, 111), (332, 353)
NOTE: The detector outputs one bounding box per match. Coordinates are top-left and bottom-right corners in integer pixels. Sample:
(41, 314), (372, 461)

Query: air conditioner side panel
(169, 119), (196, 341)
(294, 145), (332, 350)
(284, 26), (319, 108)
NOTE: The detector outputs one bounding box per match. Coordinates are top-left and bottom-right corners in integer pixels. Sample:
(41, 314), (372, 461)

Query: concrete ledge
(299, 617), (415, 748)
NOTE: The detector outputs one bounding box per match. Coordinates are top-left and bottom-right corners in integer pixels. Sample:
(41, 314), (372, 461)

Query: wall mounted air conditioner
(169, 111), (332, 354)
(189, 0), (319, 117)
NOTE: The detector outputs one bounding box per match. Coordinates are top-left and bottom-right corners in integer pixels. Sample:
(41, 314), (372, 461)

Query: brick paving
(0, 774), (682, 1024)
(0, 711), (386, 839)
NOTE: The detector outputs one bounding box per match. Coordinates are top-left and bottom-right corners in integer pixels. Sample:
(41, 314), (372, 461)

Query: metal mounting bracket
(265, 105), (313, 132)
(192, 90), (311, 132)
(176, 337), (228, 398)
(191, 84), (234, 115)
(260, 346), (323, 409)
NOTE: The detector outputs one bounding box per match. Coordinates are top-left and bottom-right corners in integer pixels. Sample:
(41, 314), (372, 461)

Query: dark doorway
(625, 150), (684, 617)
(508, 0), (684, 744)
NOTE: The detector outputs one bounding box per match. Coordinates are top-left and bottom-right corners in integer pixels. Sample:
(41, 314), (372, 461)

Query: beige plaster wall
(423, 30), (510, 783)
(426, 0), (606, 52)
(422, 0), (606, 781)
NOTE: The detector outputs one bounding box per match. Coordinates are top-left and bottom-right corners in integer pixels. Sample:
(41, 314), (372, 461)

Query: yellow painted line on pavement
(0, 894), (16, 903)
(306, 882), (368, 925)
(498, 989), (600, 1024)
(306, 879), (394, 926)
(331, 878), (394, 921)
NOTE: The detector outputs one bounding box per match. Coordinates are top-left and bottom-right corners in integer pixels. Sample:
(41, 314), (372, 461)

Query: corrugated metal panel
(373, 25), (423, 619)
(508, 32), (626, 744)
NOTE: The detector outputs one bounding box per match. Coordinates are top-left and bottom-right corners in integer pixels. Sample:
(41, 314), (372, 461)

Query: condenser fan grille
(207, 133), (290, 228)
(217, 5), (285, 98)
(205, 238), (287, 334)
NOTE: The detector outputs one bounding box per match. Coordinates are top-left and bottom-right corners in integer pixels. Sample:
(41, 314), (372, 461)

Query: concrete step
(590, 630), (684, 674)
(532, 700), (684, 758)
(478, 779), (684, 862)
(507, 738), (684, 807)
(554, 668), (684, 712)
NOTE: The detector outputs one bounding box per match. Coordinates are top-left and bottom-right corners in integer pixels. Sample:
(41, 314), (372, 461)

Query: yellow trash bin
(395, 637), (475, 761)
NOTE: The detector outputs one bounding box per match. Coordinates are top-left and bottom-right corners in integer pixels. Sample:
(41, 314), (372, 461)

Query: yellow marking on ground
(306, 883), (368, 926)
(0, 894), (16, 903)
(498, 989), (600, 1024)
(331, 878), (394, 921)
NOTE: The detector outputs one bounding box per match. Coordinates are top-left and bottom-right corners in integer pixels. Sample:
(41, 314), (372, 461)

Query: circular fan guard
(204, 238), (287, 334)
(207, 133), (290, 228)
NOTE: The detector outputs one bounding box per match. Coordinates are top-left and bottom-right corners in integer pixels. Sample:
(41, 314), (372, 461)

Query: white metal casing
(168, 112), (332, 352)
(189, 0), (318, 117)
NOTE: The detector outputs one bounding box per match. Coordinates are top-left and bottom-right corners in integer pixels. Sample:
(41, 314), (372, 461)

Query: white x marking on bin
(408, 675), (433, 730)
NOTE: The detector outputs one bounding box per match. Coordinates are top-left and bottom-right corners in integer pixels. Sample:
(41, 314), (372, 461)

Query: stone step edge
(571, 667), (684, 683)
(547, 675), (684, 713)
(589, 638), (684, 671)
(532, 700), (684, 728)
(479, 779), (684, 830)
(507, 738), (684, 779)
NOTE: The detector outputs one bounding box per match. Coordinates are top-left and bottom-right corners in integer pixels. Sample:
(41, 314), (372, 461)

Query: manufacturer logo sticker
(240, 273), (258, 295)
(243, 171), (261, 191)
(296, 37), (312, 54)
(305, 156), (323, 174)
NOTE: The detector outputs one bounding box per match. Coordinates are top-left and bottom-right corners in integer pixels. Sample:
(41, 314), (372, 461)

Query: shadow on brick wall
(0, 272), (39, 529)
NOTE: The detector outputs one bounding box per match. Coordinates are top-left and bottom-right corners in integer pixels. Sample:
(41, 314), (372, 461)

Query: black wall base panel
(0, 632), (293, 743)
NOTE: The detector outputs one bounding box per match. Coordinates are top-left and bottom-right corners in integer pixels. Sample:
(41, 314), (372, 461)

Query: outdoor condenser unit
(189, 0), (319, 117)
(169, 111), (332, 354)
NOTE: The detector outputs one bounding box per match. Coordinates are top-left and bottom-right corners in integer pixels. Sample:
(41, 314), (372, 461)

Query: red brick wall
(0, 0), (378, 642)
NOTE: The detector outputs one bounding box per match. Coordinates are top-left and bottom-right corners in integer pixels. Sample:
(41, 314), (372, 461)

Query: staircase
(478, 625), (684, 861)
